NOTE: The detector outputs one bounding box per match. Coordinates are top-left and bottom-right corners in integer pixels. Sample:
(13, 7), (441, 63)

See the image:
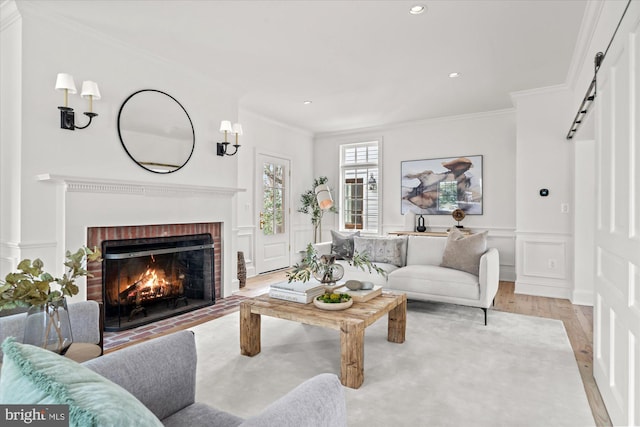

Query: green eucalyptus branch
(0, 246), (102, 309)
(286, 243), (386, 283)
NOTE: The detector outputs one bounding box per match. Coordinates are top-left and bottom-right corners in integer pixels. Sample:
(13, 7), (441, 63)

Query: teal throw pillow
(0, 338), (163, 427)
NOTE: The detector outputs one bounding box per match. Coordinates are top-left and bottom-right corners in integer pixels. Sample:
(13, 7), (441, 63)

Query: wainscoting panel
(516, 232), (572, 299)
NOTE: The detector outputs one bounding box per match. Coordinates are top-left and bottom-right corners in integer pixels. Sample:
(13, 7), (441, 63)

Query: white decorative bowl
(313, 298), (353, 311)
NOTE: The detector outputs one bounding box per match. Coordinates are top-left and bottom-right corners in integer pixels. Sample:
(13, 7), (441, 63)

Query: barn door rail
(566, 0), (632, 140)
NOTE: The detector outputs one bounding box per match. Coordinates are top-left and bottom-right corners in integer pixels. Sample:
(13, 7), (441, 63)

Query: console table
(389, 229), (471, 237)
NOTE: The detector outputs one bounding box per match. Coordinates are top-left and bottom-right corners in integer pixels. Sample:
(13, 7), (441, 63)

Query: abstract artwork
(401, 155), (483, 215)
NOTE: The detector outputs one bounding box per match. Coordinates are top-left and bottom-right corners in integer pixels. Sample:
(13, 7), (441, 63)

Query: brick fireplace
(87, 223), (222, 330)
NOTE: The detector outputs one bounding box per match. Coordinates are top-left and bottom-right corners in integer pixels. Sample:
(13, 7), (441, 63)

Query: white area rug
(189, 300), (594, 426)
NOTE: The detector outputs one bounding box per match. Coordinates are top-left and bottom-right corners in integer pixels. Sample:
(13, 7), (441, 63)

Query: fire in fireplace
(102, 233), (215, 331)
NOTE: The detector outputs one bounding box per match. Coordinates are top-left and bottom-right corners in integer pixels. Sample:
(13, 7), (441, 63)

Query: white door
(255, 154), (291, 274)
(592, 2), (640, 425)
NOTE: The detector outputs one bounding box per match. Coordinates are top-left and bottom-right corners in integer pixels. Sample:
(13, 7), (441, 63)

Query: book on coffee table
(269, 281), (324, 294)
(338, 285), (383, 303)
(269, 287), (325, 304)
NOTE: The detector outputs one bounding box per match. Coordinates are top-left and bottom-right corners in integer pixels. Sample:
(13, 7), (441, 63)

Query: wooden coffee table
(240, 291), (407, 389)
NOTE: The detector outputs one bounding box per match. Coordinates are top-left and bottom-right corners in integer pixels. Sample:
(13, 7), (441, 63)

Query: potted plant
(297, 176), (338, 243)
(0, 246), (102, 354)
(286, 243), (386, 284)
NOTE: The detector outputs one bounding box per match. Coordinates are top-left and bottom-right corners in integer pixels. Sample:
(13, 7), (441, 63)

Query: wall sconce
(217, 120), (243, 156)
(55, 73), (100, 131)
(368, 173), (377, 192)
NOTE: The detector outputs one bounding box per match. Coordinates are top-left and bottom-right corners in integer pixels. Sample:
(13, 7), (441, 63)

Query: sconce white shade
(232, 123), (243, 136)
(55, 73), (77, 94)
(219, 120), (233, 133)
(81, 81), (101, 100)
(315, 184), (334, 210)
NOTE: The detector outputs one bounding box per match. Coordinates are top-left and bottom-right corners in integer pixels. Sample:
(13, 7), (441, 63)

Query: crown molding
(509, 84), (569, 106)
(239, 107), (313, 138)
(37, 174), (245, 198)
(314, 108), (515, 140)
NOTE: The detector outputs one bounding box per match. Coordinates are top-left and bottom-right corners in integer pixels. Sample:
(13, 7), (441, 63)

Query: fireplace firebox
(102, 233), (215, 331)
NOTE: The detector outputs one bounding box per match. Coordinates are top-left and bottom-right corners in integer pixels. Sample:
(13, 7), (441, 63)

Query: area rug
(188, 301), (594, 426)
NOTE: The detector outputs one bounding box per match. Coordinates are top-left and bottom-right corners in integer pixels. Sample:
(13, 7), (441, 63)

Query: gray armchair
(83, 330), (347, 427)
(0, 300), (103, 364)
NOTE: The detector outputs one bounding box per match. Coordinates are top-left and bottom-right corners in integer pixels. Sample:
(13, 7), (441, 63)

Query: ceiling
(38, 0), (587, 134)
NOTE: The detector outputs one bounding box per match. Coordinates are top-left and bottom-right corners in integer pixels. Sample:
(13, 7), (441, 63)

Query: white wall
(0, 2), (243, 297)
(512, 86), (576, 300)
(313, 110), (517, 281)
(236, 109), (315, 277)
(573, 139), (595, 305)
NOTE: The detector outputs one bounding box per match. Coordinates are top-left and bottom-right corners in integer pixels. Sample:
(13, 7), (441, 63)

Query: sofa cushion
(387, 265), (480, 300)
(353, 236), (407, 267)
(330, 230), (360, 259)
(440, 229), (488, 275)
(0, 337), (163, 427)
(405, 236), (448, 266)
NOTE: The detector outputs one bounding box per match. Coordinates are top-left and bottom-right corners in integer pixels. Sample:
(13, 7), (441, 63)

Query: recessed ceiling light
(449, 72), (461, 78)
(303, 100), (312, 105)
(409, 5), (426, 15)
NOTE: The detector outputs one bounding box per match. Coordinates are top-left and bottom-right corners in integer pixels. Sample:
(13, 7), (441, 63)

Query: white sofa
(315, 234), (500, 325)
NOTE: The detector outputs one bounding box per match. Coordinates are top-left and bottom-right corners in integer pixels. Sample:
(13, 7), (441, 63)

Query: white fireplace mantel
(37, 174), (246, 198)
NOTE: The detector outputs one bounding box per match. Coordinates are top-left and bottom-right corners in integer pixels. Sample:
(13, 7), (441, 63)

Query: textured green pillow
(0, 338), (163, 427)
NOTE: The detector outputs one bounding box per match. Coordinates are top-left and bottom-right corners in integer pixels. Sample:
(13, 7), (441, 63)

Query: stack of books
(269, 281), (326, 304)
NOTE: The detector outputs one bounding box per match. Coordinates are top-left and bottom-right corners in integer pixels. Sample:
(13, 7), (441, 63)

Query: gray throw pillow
(331, 230), (360, 259)
(353, 236), (406, 267)
(440, 229), (488, 275)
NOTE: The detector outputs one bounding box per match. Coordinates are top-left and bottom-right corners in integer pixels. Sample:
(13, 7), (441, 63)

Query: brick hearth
(103, 295), (246, 351)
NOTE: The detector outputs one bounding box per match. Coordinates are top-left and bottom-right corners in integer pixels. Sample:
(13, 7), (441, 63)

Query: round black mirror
(117, 89), (195, 174)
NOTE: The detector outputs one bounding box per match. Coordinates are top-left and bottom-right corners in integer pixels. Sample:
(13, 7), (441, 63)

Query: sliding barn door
(593, 2), (640, 425)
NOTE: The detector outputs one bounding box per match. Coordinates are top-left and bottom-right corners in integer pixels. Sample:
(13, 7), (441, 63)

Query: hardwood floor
(241, 273), (612, 426)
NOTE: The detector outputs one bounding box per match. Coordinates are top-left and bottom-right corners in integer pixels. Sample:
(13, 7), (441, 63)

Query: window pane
(274, 165), (284, 189)
(340, 142), (379, 233)
(262, 188), (274, 235)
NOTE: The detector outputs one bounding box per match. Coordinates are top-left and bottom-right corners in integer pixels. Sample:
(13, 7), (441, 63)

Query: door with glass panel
(255, 154), (290, 274)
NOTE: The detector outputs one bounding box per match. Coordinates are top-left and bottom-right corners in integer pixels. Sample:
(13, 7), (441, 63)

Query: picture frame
(401, 155), (483, 215)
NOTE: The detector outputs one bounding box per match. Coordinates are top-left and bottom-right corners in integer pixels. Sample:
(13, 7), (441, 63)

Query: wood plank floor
(240, 273), (612, 426)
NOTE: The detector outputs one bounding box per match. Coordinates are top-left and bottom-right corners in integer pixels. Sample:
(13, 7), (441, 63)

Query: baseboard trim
(570, 289), (594, 306)
(515, 281), (572, 300)
(499, 265), (516, 282)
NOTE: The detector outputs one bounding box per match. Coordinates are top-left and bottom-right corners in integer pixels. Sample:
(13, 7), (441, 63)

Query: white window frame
(339, 141), (380, 234)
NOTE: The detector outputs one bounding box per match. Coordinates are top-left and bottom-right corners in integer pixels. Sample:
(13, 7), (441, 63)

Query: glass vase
(313, 263), (345, 284)
(23, 298), (73, 355)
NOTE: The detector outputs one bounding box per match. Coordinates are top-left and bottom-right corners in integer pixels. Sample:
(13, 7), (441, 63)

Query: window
(340, 141), (379, 233)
